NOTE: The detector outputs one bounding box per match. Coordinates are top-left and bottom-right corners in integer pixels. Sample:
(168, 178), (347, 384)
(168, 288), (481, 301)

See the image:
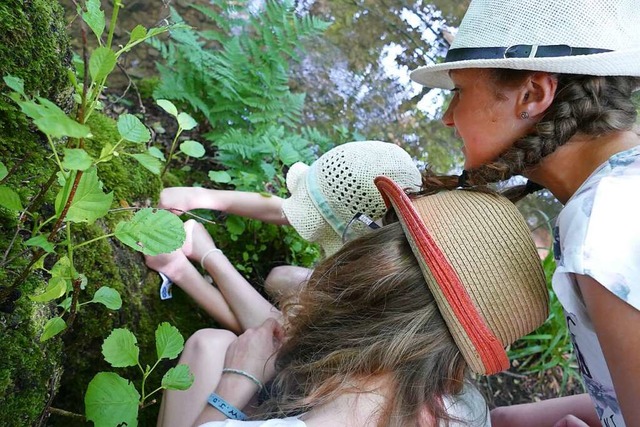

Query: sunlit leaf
(29, 98), (91, 138)
(114, 208), (185, 255)
(147, 146), (165, 161)
(3, 75), (24, 95)
(55, 167), (113, 224)
(62, 148), (93, 171)
(0, 186), (22, 211)
(208, 170), (231, 183)
(41, 317), (67, 341)
(128, 24), (147, 44)
(81, 0), (105, 42)
(177, 112), (197, 130)
(85, 373), (140, 427)
(91, 287), (122, 310)
(117, 114), (150, 143)
(156, 99), (177, 117)
(89, 47), (117, 83)
(161, 364), (193, 390)
(179, 140), (205, 158)
(155, 322), (184, 360)
(29, 277), (67, 303)
(102, 328), (139, 367)
(130, 153), (161, 175)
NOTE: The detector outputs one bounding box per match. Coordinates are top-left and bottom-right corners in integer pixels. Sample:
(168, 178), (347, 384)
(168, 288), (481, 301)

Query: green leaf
(226, 215), (246, 236)
(97, 142), (113, 164)
(89, 47), (117, 83)
(117, 114), (150, 143)
(102, 328), (139, 367)
(59, 297), (72, 311)
(147, 146), (165, 161)
(51, 255), (74, 286)
(29, 277), (67, 303)
(156, 99), (177, 117)
(85, 373), (140, 427)
(208, 170), (232, 184)
(55, 167), (113, 224)
(41, 317), (67, 341)
(0, 186), (22, 211)
(24, 234), (55, 253)
(29, 98), (92, 138)
(0, 161), (7, 180)
(279, 142), (302, 165)
(155, 322), (184, 360)
(81, 0), (105, 42)
(91, 287), (122, 310)
(161, 364), (194, 390)
(129, 24), (147, 44)
(114, 208), (185, 255)
(177, 112), (197, 130)
(62, 148), (94, 171)
(179, 140), (205, 158)
(3, 75), (24, 95)
(130, 153), (162, 175)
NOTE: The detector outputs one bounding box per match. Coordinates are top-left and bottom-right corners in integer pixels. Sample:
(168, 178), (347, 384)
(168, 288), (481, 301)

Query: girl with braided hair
(411, 0), (640, 426)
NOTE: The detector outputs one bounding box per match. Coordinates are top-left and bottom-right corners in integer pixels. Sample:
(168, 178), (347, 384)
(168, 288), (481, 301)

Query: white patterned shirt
(553, 146), (640, 427)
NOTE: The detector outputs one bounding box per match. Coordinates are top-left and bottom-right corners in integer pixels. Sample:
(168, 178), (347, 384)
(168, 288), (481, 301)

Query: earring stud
(520, 111), (530, 119)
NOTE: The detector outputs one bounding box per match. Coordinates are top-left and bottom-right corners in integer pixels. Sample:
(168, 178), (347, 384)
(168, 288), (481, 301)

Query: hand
(553, 415), (592, 427)
(223, 318), (285, 386)
(158, 187), (206, 214)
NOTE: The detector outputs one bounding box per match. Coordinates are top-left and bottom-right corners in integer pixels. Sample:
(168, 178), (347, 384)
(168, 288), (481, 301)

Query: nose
(441, 98), (456, 127)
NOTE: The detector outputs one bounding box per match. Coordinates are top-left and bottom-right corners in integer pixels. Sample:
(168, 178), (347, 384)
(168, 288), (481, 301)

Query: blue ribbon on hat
(305, 162), (346, 236)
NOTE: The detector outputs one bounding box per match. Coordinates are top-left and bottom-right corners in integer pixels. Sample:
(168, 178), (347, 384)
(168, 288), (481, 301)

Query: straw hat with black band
(375, 176), (549, 375)
(410, 0), (640, 91)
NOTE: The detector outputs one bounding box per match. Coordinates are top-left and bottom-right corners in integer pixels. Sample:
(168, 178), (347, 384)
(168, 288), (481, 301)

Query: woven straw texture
(410, 0), (640, 89)
(283, 141), (421, 257)
(375, 176), (549, 374)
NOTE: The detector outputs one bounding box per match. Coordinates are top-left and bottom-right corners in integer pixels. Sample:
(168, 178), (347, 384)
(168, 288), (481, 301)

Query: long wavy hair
(256, 223), (475, 426)
(421, 71), (640, 201)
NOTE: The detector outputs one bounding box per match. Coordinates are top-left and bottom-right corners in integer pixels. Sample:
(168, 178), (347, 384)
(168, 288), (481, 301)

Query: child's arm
(184, 219), (281, 331)
(578, 274), (640, 426)
(159, 187), (289, 225)
(490, 394), (599, 427)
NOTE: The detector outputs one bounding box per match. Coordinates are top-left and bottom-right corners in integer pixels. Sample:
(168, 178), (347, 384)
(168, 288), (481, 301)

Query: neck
(300, 375), (409, 427)
(524, 130), (640, 204)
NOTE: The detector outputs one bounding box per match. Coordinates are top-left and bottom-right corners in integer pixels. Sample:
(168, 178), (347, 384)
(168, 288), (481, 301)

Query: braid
(466, 74), (640, 200)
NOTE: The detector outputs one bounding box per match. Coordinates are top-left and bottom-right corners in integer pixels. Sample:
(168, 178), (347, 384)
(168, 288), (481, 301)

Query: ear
(517, 72), (557, 119)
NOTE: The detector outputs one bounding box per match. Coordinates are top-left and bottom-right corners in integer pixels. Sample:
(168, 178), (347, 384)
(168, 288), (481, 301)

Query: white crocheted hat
(282, 141), (421, 257)
(410, 0), (640, 90)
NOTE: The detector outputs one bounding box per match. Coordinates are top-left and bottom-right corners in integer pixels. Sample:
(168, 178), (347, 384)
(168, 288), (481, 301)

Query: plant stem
(46, 135), (65, 173)
(48, 407), (85, 420)
(144, 387), (164, 402)
(106, 0), (122, 50)
(161, 128), (182, 178)
(73, 233), (115, 250)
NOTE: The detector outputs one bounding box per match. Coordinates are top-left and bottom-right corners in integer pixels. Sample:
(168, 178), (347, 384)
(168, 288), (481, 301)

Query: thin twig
(48, 407), (86, 421)
(65, 277), (83, 330)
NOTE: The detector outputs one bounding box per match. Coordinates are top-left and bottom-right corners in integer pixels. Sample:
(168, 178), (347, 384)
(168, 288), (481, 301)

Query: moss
(0, 0), (73, 139)
(137, 77), (161, 101)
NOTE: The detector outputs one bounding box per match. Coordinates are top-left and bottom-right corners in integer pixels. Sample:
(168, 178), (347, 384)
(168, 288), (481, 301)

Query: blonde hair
(257, 224), (472, 426)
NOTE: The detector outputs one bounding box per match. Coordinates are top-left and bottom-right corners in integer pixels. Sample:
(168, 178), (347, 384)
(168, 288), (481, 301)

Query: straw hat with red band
(374, 176), (549, 375)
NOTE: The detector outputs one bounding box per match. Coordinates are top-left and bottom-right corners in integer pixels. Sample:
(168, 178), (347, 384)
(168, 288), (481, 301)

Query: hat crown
(313, 141), (421, 230)
(453, 0), (639, 52)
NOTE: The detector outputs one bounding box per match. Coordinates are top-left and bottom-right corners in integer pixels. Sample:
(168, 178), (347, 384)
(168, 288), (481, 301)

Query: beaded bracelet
(200, 248), (223, 270)
(207, 392), (247, 421)
(221, 368), (264, 392)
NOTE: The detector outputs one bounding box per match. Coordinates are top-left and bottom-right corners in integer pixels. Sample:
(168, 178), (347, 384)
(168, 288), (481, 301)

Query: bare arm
(159, 187), (289, 225)
(193, 319), (283, 425)
(577, 274), (640, 426)
(490, 394), (599, 427)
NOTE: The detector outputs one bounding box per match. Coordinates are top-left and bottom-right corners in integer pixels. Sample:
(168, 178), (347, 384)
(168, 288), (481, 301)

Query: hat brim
(282, 162), (343, 257)
(374, 176), (509, 375)
(410, 48), (640, 90)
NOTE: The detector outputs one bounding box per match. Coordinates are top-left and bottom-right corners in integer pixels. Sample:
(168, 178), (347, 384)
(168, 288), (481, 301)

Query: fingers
(553, 415), (590, 427)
